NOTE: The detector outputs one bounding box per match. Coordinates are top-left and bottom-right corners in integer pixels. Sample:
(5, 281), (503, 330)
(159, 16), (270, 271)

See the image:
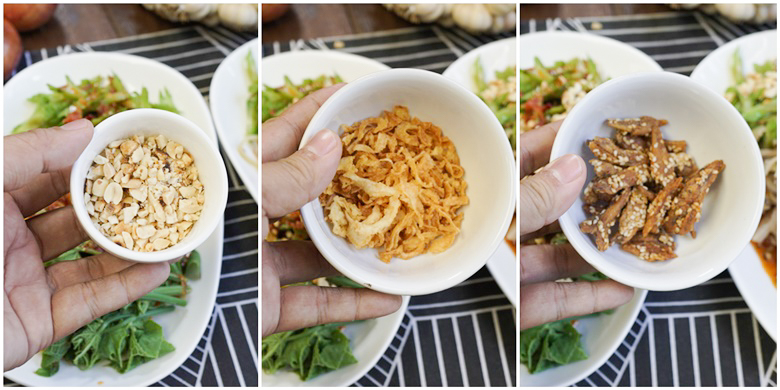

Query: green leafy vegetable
(13, 74), (179, 134)
(246, 52), (259, 135)
(520, 57), (605, 133)
(35, 251), (201, 376)
(261, 74), (343, 123)
(519, 271), (613, 374)
(520, 319), (588, 374)
(473, 58), (517, 153)
(262, 323), (358, 381)
(728, 50), (777, 151)
(261, 267), (363, 381)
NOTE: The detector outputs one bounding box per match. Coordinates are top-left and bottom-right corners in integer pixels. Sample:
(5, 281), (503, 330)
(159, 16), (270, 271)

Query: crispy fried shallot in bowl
(551, 72), (764, 291)
(298, 69), (515, 296)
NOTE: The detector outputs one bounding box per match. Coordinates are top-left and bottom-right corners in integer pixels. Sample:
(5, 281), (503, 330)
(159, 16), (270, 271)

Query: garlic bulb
(217, 4), (258, 32)
(715, 4), (757, 22)
(143, 4), (219, 26)
(143, 3), (258, 32)
(451, 4), (493, 33)
(668, 3), (776, 24)
(390, 4), (451, 23)
(384, 4), (515, 34)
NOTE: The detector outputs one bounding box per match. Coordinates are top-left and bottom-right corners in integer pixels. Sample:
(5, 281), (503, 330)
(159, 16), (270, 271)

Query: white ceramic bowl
(298, 68), (516, 296)
(70, 108), (228, 263)
(442, 37), (517, 305)
(550, 72), (765, 291)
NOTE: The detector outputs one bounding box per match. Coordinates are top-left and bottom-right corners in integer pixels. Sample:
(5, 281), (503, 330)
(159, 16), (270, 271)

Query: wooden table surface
(262, 4), (415, 43)
(520, 4), (672, 20)
(19, 4), (179, 50)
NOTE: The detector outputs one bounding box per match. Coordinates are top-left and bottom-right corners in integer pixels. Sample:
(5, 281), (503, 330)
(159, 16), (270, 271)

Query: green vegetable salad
(473, 58), (517, 152)
(260, 75), (362, 382)
(36, 251), (201, 377)
(728, 50), (777, 151)
(520, 57), (603, 134)
(242, 52), (259, 166)
(520, 272), (612, 374)
(262, 276), (364, 381)
(12, 75), (195, 376)
(261, 74), (343, 123)
(13, 74), (178, 134)
(727, 50), (777, 280)
(263, 214), (361, 381)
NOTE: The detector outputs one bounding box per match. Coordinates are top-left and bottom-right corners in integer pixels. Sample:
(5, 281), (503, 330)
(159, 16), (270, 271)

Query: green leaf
(185, 250), (202, 280)
(519, 320), (588, 374)
(100, 321), (132, 371)
(325, 276), (364, 288)
(262, 324), (357, 381)
(732, 49), (745, 85)
(70, 319), (106, 370)
(35, 337), (72, 377)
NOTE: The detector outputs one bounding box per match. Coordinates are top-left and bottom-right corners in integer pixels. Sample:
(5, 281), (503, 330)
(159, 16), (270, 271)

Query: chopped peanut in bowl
(84, 134), (205, 252)
(579, 116), (725, 262)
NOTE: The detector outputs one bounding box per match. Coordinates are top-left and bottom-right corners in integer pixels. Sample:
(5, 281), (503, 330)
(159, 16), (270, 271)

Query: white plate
(518, 31), (660, 386)
(3, 52), (224, 386)
(443, 37), (517, 306)
(261, 50), (391, 88)
(260, 50), (404, 386)
(690, 29), (777, 340)
(521, 289), (647, 387)
(518, 31), (662, 76)
(262, 296), (409, 387)
(211, 38), (259, 202)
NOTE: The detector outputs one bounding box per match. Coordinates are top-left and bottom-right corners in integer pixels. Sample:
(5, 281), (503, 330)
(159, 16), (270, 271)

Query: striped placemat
(521, 10), (777, 387)
(262, 25), (517, 387)
(4, 25), (258, 387)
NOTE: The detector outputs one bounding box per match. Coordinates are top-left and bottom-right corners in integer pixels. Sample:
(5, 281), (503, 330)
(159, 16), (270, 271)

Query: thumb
(3, 119), (94, 191)
(262, 129), (342, 218)
(519, 154), (586, 236)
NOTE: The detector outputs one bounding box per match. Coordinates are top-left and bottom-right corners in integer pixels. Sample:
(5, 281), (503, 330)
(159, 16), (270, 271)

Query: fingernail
(546, 154), (583, 184)
(305, 130), (339, 156)
(60, 119), (91, 131)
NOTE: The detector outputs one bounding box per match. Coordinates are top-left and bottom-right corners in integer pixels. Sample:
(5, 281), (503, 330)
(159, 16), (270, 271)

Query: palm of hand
(4, 195), (55, 370)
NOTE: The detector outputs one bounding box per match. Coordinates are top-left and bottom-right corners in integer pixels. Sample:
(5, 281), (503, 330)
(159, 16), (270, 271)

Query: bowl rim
(517, 30), (664, 72)
(69, 108), (228, 263)
(690, 29), (777, 82)
(209, 37), (259, 202)
(551, 71), (765, 291)
(260, 49), (393, 73)
(297, 68), (516, 295)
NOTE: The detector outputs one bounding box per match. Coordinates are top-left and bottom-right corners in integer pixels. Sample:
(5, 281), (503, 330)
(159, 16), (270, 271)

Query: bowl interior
(553, 73), (764, 290)
(299, 70), (515, 294)
(72, 109), (227, 262)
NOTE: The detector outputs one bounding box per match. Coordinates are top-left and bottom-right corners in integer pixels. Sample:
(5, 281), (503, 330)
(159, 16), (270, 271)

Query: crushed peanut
(84, 134), (205, 252)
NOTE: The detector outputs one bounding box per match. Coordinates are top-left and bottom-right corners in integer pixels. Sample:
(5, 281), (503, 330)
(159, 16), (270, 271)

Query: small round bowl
(70, 108), (228, 263)
(298, 68), (516, 296)
(550, 71), (765, 291)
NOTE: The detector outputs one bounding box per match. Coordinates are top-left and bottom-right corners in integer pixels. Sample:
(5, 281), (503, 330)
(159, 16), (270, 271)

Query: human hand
(262, 84), (403, 337)
(3, 119), (172, 370)
(519, 121), (634, 330)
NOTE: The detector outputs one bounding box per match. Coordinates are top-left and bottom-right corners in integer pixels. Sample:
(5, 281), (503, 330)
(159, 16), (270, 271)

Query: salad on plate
(727, 50), (777, 286)
(11, 74), (199, 377)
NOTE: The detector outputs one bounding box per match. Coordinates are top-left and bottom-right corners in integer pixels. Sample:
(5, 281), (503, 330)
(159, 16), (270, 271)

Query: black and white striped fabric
(4, 26), (258, 387)
(521, 11), (777, 387)
(262, 26), (517, 387)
